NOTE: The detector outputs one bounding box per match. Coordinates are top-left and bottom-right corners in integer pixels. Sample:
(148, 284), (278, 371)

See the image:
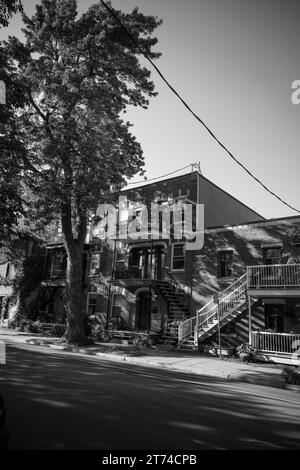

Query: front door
(136, 291), (151, 331)
(265, 304), (284, 332)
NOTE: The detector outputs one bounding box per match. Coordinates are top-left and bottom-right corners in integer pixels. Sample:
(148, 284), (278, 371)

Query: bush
(281, 366), (300, 385)
(7, 316), (32, 332)
(30, 320), (42, 333)
(130, 334), (155, 349)
(87, 317), (113, 342)
(236, 343), (256, 363)
(47, 323), (65, 337)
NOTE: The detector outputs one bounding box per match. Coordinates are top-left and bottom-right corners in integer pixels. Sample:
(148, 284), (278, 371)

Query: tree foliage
(3, 0), (161, 343)
(0, 45), (27, 243)
(0, 0), (23, 27)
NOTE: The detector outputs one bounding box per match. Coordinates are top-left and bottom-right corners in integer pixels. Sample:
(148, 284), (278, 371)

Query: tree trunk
(62, 243), (88, 345)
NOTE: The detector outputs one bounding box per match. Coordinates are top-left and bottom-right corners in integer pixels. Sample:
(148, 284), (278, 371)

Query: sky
(1, 0), (300, 219)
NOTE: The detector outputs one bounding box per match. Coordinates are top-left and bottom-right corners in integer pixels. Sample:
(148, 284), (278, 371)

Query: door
(136, 291), (151, 331)
(265, 304), (284, 332)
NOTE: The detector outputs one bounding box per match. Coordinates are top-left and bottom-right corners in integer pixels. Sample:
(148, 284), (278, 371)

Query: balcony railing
(44, 269), (67, 281)
(247, 264), (300, 288)
(251, 331), (300, 354)
(114, 265), (162, 280)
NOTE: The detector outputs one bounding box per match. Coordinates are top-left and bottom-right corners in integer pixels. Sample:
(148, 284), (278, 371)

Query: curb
(2, 334), (291, 391)
(284, 384), (300, 393)
(228, 372), (285, 389)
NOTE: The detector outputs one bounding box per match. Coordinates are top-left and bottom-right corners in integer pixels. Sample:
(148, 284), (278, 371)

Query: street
(0, 343), (299, 450)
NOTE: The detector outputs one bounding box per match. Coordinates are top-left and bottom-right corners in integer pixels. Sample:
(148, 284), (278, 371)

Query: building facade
(4, 170), (300, 363)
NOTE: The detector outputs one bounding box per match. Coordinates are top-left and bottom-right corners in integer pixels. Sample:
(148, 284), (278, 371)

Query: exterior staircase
(155, 268), (191, 344)
(177, 273), (253, 350)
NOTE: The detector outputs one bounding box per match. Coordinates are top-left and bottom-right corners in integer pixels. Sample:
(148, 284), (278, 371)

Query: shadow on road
(0, 344), (299, 450)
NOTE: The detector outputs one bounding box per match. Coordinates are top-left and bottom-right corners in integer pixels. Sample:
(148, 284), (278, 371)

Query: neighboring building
(0, 236), (44, 323)
(181, 215), (300, 364)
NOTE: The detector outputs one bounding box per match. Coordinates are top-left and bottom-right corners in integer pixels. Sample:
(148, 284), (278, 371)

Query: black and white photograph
(0, 0), (299, 455)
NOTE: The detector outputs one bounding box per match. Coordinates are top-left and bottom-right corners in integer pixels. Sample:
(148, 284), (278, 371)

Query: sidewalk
(0, 327), (290, 390)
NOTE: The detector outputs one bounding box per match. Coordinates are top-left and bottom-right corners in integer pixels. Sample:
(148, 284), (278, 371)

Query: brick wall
(191, 217), (300, 305)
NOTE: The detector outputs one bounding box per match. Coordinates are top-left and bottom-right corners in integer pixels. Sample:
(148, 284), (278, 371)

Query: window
(50, 253), (66, 278)
(0, 264), (7, 278)
(88, 297), (97, 315)
(263, 247), (282, 265)
(218, 250), (233, 278)
(265, 304), (284, 332)
(172, 243), (185, 270)
(0, 263), (13, 279)
(90, 252), (101, 276)
(5, 263), (11, 278)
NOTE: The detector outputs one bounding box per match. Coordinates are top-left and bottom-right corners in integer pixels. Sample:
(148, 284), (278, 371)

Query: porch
(251, 331), (300, 365)
(247, 264), (300, 293)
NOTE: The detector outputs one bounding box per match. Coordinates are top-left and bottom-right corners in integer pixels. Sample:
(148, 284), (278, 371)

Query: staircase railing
(178, 273), (247, 344)
(161, 266), (190, 298)
(178, 316), (198, 344)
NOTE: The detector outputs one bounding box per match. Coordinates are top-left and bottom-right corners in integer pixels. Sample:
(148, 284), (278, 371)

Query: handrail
(161, 266), (190, 298)
(251, 331), (300, 354)
(247, 264), (300, 288)
(178, 273), (247, 344)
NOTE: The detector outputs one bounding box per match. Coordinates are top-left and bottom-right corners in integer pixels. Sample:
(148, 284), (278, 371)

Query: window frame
(50, 252), (66, 279)
(218, 250), (234, 278)
(90, 251), (101, 277)
(263, 246), (282, 265)
(171, 243), (185, 271)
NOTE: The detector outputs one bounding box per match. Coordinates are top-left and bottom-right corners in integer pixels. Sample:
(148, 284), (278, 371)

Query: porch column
(248, 293), (252, 345)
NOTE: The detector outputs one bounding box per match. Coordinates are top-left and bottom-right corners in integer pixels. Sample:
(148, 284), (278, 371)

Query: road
(0, 342), (299, 450)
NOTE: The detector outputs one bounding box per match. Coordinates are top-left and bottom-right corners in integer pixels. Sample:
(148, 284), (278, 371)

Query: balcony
(42, 269), (66, 286)
(111, 265), (162, 288)
(247, 264), (300, 295)
(251, 331), (300, 361)
(114, 265), (162, 280)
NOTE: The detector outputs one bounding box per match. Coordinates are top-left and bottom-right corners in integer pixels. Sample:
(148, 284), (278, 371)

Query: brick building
(2, 170), (300, 363)
(185, 216), (300, 363)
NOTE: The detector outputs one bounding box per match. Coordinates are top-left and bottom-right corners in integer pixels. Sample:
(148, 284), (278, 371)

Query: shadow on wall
(191, 223), (300, 306)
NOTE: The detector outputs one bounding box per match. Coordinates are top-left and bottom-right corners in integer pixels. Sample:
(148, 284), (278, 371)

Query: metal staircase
(155, 267), (191, 344)
(178, 274), (251, 349)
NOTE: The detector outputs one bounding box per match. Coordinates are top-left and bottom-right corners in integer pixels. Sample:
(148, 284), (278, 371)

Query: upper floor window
(51, 252), (67, 278)
(172, 243), (185, 270)
(90, 252), (101, 276)
(0, 263), (12, 279)
(263, 247), (282, 265)
(218, 250), (233, 278)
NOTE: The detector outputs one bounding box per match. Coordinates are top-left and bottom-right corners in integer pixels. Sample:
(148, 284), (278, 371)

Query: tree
(0, 0), (23, 27)
(0, 45), (26, 243)
(4, 0), (161, 344)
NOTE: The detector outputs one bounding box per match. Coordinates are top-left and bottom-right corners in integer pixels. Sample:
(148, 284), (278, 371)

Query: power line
(99, 0), (300, 214)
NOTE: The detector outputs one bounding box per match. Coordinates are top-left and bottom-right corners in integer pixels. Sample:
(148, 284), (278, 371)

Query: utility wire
(100, 0), (300, 214)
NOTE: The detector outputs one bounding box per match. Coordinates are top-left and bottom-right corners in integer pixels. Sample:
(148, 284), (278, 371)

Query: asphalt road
(0, 343), (299, 450)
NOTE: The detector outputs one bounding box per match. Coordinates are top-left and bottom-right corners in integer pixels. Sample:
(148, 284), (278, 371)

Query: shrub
(87, 317), (114, 342)
(281, 366), (300, 385)
(130, 334), (155, 349)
